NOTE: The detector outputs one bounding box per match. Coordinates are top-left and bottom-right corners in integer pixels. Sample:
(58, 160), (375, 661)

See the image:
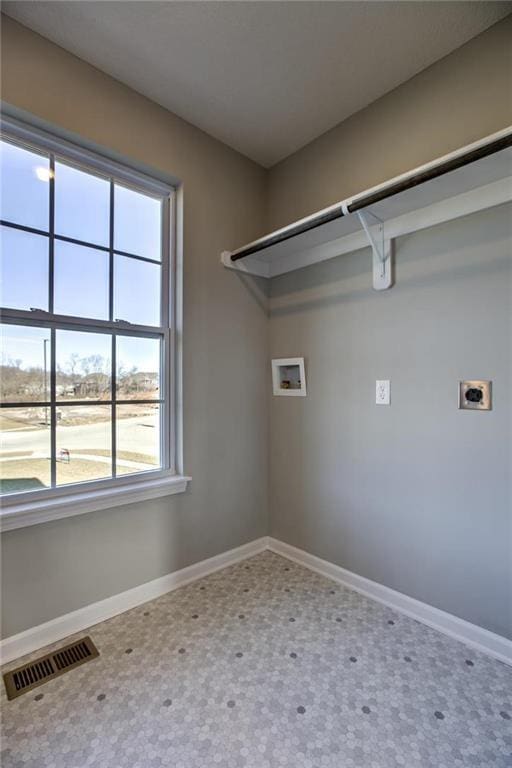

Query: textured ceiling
(3, 1), (511, 167)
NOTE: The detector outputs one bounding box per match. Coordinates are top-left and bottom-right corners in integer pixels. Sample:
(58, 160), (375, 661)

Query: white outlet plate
(376, 380), (390, 405)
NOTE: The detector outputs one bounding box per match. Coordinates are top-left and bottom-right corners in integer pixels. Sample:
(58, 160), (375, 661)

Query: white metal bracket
(356, 210), (393, 290)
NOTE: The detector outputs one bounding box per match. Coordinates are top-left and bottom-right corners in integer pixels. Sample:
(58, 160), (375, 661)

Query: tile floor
(1, 550), (511, 768)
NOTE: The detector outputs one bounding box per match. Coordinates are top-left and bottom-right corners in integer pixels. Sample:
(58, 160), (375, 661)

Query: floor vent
(3, 636), (99, 701)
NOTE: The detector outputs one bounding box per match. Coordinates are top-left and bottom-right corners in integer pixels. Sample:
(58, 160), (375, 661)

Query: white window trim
(0, 115), (189, 531)
(0, 474), (191, 532)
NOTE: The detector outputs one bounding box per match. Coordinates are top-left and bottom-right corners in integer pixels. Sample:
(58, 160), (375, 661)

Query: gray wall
(267, 15), (512, 230)
(0, 17), (268, 638)
(265, 17), (512, 641)
(1, 15), (511, 643)
(269, 204), (512, 639)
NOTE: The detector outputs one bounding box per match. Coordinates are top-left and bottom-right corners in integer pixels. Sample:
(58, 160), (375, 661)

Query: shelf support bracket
(356, 210), (393, 290)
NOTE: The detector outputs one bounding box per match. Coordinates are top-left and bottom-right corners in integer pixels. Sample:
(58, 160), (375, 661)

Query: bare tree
(67, 353), (80, 376)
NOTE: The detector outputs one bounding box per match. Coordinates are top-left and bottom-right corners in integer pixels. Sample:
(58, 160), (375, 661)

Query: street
(0, 415), (159, 463)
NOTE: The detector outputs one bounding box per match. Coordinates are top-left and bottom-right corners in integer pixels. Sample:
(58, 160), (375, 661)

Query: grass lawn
(0, 457), (111, 493)
(0, 414), (46, 432)
(116, 463), (157, 476)
(0, 452), (157, 493)
(79, 448), (157, 465)
(0, 458), (51, 493)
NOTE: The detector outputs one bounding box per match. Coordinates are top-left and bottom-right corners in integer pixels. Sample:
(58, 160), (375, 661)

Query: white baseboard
(0, 537), (268, 665)
(3, 534), (510, 668)
(268, 537), (512, 667)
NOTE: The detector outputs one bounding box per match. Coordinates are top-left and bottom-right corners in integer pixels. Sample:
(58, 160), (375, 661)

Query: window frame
(0, 117), (188, 531)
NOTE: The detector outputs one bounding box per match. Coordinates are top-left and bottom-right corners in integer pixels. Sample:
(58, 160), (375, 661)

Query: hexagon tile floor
(1, 550), (511, 768)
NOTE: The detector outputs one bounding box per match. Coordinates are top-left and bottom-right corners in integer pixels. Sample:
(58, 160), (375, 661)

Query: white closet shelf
(221, 128), (512, 289)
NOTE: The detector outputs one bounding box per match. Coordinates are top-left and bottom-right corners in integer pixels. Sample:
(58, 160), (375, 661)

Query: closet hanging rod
(230, 204), (345, 262)
(347, 132), (512, 213)
(228, 128), (512, 264)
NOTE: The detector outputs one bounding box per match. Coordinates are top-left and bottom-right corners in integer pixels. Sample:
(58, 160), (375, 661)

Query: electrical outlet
(376, 380), (390, 405)
(459, 380), (492, 410)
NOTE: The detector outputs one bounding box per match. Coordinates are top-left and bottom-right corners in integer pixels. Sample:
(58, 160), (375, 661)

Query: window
(0, 120), (187, 530)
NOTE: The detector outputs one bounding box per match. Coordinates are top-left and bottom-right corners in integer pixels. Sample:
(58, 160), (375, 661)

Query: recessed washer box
(272, 358), (306, 396)
(459, 380), (492, 411)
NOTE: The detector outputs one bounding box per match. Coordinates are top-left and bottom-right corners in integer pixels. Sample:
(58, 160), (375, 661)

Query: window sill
(0, 474), (191, 532)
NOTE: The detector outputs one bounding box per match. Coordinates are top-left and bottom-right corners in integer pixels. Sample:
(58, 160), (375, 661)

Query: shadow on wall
(268, 205), (512, 316)
(229, 270), (271, 315)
